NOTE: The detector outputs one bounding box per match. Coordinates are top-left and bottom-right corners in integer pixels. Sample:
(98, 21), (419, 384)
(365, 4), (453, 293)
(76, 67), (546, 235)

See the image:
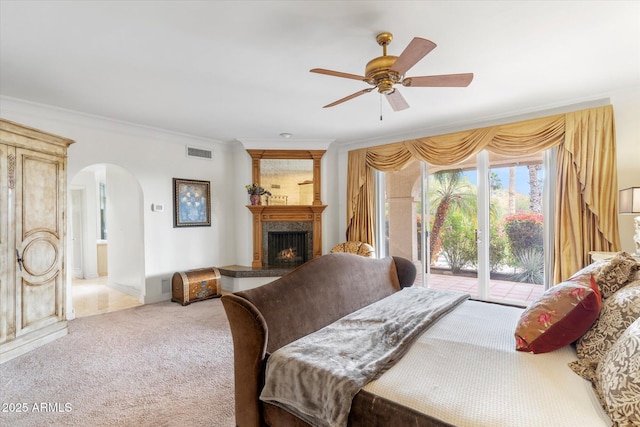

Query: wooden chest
(171, 267), (221, 306)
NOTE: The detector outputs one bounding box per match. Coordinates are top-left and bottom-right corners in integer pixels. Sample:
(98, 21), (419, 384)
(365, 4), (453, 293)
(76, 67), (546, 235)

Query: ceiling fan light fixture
(377, 79), (395, 95)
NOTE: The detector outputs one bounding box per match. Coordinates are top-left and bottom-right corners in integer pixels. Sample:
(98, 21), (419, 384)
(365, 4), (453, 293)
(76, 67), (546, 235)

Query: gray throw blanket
(260, 287), (469, 427)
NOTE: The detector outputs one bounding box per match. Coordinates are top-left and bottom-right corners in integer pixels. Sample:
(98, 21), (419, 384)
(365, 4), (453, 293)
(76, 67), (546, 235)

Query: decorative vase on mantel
(250, 194), (261, 206)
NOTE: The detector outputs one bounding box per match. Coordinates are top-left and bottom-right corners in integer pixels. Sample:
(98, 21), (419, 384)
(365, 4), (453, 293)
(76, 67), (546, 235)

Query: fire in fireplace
(268, 231), (308, 267)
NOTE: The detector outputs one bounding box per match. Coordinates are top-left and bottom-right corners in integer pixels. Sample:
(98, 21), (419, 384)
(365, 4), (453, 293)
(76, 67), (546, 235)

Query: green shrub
(504, 213), (543, 256)
(511, 248), (544, 284)
(440, 211), (476, 274)
(489, 219), (509, 272)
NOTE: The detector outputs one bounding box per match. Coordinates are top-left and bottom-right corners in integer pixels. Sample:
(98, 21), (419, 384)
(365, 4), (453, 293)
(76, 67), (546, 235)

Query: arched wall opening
(69, 163), (145, 317)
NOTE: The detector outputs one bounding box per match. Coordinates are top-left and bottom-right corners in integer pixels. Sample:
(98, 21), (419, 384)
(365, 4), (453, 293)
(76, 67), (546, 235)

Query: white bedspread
(362, 299), (611, 427)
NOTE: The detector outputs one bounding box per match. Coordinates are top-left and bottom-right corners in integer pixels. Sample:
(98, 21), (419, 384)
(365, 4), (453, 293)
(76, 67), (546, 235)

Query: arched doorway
(69, 164), (145, 317)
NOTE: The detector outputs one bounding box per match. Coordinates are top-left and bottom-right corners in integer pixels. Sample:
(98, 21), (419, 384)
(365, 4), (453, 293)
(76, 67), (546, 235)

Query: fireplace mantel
(246, 205), (326, 268)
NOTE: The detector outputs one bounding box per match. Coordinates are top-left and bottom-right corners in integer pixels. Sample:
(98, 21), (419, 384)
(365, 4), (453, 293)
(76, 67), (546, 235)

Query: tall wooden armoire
(0, 119), (74, 363)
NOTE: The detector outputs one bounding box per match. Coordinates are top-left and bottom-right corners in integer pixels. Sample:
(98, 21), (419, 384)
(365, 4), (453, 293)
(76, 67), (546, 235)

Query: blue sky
(462, 165), (541, 195)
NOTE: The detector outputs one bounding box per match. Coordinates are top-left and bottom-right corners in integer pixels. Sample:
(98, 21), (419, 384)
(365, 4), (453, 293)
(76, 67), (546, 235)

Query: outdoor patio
(415, 272), (544, 306)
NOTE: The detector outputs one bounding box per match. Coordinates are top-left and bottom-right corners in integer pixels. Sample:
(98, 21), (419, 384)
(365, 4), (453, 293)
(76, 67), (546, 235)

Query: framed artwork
(173, 178), (211, 227)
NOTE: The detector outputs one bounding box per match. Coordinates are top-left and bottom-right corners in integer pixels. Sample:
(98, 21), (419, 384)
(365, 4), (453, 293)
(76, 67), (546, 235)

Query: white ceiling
(1, 1), (639, 147)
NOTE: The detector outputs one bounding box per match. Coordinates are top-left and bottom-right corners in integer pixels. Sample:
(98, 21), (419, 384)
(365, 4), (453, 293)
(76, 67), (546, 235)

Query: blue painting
(173, 178), (211, 227)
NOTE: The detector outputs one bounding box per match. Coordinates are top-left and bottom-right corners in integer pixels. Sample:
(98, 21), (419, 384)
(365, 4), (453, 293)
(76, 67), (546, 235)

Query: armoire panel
(19, 153), (60, 238)
(21, 278), (57, 330)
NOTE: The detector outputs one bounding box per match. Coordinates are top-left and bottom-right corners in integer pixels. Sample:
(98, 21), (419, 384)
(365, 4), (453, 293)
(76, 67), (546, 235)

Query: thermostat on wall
(151, 203), (164, 212)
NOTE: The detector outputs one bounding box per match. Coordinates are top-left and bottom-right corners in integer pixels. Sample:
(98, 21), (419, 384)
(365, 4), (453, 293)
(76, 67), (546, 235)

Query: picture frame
(173, 178), (211, 227)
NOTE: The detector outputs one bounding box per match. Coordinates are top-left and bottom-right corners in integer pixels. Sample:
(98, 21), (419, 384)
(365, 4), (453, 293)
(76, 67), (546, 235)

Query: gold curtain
(346, 105), (620, 284)
(346, 149), (375, 245)
(554, 106), (620, 282)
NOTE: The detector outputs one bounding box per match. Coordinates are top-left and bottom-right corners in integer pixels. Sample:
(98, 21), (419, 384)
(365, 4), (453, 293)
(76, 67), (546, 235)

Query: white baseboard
(108, 281), (142, 300)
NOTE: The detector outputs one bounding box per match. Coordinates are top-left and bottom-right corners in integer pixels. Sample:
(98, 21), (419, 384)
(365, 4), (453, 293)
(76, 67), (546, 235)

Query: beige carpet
(0, 298), (235, 427)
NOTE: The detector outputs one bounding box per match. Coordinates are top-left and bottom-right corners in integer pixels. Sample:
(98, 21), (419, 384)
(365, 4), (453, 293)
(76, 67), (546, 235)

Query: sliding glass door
(427, 163), (479, 296)
(485, 151), (546, 304)
(380, 149), (551, 306)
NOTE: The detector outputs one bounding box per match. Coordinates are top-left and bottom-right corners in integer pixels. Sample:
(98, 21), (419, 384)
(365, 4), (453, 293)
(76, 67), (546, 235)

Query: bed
(221, 252), (640, 427)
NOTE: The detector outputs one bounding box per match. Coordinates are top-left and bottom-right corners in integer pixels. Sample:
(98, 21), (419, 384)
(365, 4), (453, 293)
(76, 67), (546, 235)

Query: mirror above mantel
(260, 158), (313, 205)
(247, 149), (325, 206)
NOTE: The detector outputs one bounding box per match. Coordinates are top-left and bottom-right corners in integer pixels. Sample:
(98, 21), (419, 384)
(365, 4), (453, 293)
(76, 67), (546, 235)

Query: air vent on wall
(185, 145), (213, 160)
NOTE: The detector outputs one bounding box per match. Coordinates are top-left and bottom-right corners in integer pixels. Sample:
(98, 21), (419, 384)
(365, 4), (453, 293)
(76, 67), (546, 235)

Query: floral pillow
(569, 252), (639, 299)
(569, 280), (640, 382)
(595, 317), (640, 426)
(515, 275), (601, 354)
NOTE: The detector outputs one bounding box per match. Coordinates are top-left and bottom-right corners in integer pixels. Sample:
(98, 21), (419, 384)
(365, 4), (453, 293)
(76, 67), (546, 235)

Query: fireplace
(262, 220), (313, 268)
(267, 231), (308, 267)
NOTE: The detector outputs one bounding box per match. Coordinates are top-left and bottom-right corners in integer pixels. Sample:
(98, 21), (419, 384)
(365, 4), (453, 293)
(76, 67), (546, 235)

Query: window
(99, 182), (107, 240)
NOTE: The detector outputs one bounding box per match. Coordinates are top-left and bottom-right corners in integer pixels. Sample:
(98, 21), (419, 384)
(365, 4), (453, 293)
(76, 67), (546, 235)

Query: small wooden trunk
(171, 267), (221, 306)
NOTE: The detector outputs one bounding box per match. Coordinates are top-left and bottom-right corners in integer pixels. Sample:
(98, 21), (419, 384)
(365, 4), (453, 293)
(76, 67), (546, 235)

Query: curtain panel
(346, 149), (375, 244)
(346, 105), (620, 284)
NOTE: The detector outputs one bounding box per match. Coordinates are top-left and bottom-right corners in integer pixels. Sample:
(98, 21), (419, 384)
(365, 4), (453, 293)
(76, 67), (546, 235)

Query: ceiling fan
(310, 32), (473, 111)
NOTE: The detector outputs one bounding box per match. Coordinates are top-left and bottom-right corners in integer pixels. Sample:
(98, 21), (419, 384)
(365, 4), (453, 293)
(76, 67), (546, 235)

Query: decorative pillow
(569, 280), (640, 382)
(595, 317), (640, 426)
(569, 252), (639, 299)
(515, 275), (602, 354)
(329, 241), (375, 257)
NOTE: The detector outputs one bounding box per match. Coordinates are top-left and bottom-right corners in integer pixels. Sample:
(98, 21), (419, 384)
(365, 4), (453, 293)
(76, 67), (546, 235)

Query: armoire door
(13, 146), (66, 337)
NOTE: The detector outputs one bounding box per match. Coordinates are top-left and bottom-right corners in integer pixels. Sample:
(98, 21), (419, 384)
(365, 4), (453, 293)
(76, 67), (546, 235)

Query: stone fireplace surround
(263, 222), (312, 267)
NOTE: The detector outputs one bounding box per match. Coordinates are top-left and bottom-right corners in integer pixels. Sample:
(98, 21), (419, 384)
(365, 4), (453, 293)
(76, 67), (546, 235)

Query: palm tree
(528, 164), (542, 214)
(490, 171), (502, 194)
(428, 170), (476, 265)
(508, 166), (516, 215)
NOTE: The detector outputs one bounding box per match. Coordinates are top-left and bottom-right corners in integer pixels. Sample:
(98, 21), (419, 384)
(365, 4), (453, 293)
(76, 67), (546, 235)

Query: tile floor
(418, 272), (544, 306)
(72, 276), (142, 318)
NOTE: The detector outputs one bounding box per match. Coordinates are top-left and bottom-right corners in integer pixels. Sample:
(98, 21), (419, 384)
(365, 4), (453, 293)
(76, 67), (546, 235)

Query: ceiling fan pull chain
(380, 94), (383, 121)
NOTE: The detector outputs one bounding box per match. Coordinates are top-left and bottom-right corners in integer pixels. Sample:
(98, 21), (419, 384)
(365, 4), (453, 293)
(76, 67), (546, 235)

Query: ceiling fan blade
(323, 88), (374, 108)
(310, 68), (366, 81)
(403, 73), (474, 87)
(390, 37), (437, 76)
(385, 89), (409, 111)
